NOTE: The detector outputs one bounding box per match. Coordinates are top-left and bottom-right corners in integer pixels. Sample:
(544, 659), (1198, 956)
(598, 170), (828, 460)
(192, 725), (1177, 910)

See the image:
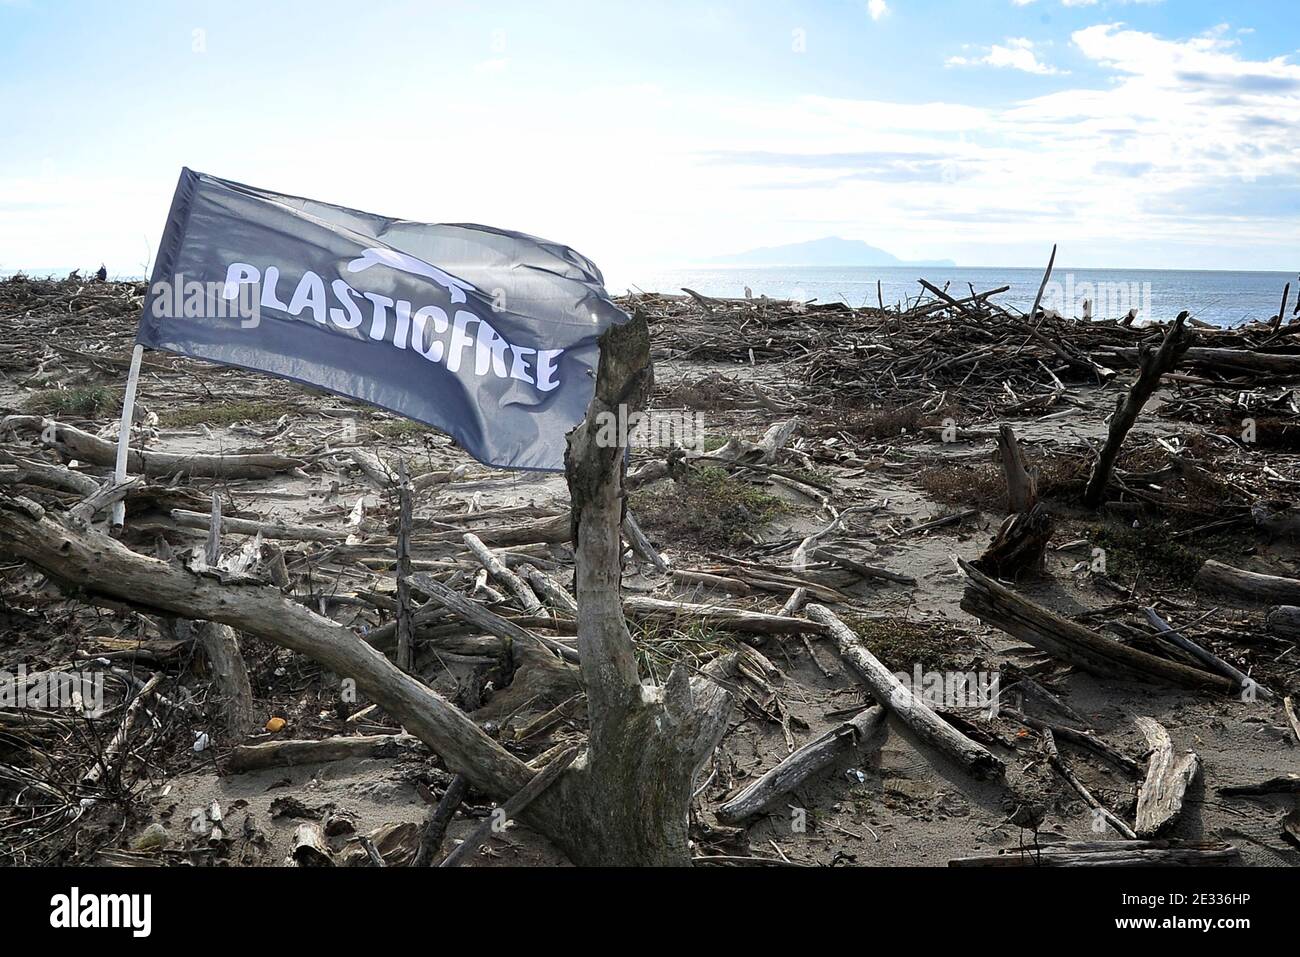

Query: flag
(137, 168), (628, 470)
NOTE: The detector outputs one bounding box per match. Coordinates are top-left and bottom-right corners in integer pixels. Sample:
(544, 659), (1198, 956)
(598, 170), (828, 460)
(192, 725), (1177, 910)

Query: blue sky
(1, 0), (1297, 279)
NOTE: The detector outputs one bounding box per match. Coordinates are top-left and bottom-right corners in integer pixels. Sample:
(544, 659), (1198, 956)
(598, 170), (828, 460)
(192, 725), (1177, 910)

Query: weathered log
(623, 595), (827, 635)
(520, 564), (578, 616)
(805, 603), (1003, 780)
(974, 504), (1052, 579)
(437, 512), (571, 546)
(413, 774), (467, 867)
(810, 548), (916, 585)
(671, 570), (752, 594)
(716, 705), (885, 823)
(1285, 695), (1300, 745)
(409, 571), (579, 664)
(69, 476), (141, 526)
(623, 508), (669, 571)
(170, 508), (345, 542)
(1104, 346), (1300, 377)
(1083, 312), (1189, 507)
(949, 840), (1238, 867)
(1134, 717), (1198, 837)
(440, 746), (578, 867)
(1128, 717), (1196, 842)
(463, 532), (544, 614)
(182, 620), (256, 738)
(290, 823), (333, 867)
(176, 494), (257, 738)
(2, 416), (304, 478)
(227, 733), (420, 773)
(960, 559), (1233, 693)
(411, 464), (469, 491)
(1196, 560), (1300, 605)
(1144, 607), (1272, 700)
(0, 458), (99, 496)
(347, 448), (393, 489)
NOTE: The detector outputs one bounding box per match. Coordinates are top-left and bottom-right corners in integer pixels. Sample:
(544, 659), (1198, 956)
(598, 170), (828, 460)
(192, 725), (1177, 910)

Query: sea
(607, 266), (1299, 329)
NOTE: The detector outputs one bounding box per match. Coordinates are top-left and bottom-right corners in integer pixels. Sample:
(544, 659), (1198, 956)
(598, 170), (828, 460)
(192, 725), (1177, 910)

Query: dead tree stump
(527, 311), (734, 865)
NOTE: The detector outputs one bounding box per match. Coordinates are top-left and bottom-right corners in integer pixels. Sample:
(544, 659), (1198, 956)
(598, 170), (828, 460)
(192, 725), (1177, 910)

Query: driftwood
(1001, 708), (1141, 776)
(976, 504), (1052, 579)
(1104, 346), (1300, 377)
(83, 672), (162, 786)
(997, 424), (1037, 513)
(170, 508), (345, 542)
(290, 823), (333, 867)
(68, 476), (141, 526)
(623, 595), (827, 635)
(805, 604), (1003, 780)
(0, 493), (541, 807)
(3, 416), (304, 478)
(440, 747), (578, 867)
(959, 559), (1233, 693)
(976, 424), (1051, 577)
(1144, 607), (1272, 700)
(179, 494), (257, 737)
(409, 571), (579, 665)
(1196, 560), (1300, 605)
(949, 840), (1238, 867)
(672, 569), (751, 594)
(395, 460), (415, 672)
(715, 705), (885, 823)
(623, 509), (669, 571)
(0, 457), (100, 496)
(413, 774), (467, 867)
(520, 564), (578, 616)
(1082, 312), (1189, 508)
(537, 311), (734, 865)
(1133, 717), (1198, 837)
(1285, 695), (1300, 745)
(1042, 728), (1137, 839)
(463, 532), (544, 614)
(809, 548), (915, 585)
(227, 733), (420, 773)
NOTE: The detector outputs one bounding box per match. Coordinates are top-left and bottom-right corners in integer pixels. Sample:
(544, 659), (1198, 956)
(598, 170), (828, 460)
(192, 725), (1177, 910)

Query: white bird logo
(346, 247), (477, 304)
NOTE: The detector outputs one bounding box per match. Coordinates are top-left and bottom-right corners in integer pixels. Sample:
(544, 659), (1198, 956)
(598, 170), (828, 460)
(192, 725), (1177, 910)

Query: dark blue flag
(137, 168), (627, 470)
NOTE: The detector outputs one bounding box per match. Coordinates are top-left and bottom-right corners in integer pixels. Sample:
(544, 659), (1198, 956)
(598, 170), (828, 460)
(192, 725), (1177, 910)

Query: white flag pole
(110, 344), (145, 528)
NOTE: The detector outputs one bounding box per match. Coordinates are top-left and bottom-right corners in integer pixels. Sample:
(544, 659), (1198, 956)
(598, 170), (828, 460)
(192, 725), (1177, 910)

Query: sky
(0, 0), (1298, 281)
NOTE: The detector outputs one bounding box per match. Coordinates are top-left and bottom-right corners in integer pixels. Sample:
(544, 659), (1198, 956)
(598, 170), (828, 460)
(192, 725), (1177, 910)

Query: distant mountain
(708, 236), (955, 268)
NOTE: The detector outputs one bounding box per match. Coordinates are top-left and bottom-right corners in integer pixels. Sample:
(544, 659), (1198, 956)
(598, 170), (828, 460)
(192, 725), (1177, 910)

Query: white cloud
(948, 37), (1065, 75)
(867, 0), (890, 21)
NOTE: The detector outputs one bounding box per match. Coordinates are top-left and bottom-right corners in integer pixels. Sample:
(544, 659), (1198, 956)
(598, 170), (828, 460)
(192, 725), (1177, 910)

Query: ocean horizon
(611, 265), (1298, 329)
